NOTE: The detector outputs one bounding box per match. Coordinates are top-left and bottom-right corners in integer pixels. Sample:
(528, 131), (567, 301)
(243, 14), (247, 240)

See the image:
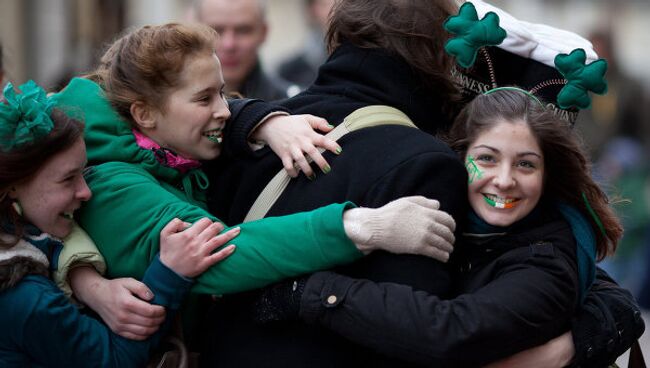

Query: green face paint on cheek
(465, 155), (483, 184)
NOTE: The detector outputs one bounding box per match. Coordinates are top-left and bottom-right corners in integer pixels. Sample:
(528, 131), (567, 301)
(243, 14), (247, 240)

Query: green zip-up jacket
(52, 78), (362, 295)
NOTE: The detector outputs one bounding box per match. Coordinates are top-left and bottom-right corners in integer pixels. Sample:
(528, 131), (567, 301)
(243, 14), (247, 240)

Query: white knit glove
(343, 196), (456, 262)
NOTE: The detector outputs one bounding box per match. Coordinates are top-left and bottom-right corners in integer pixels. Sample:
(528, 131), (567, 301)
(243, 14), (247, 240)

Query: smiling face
(465, 120), (544, 227)
(147, 52), (231, 161)
(11, 137), (91, 238)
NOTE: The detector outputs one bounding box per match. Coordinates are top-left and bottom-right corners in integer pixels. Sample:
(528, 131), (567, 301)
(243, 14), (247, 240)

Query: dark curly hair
(326, 0), (461, 116)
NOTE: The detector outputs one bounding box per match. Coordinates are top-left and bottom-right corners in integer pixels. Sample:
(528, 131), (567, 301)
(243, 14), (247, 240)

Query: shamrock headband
(444, 2), (608, 111)
(0, 80), (55, 152)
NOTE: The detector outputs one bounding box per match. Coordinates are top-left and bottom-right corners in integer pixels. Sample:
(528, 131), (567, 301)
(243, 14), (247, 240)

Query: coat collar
(312, 42), (453, 135)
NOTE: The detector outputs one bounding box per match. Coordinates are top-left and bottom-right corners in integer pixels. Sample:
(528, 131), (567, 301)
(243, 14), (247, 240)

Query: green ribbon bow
(444, 2), (507, 69)
(0, 80), (55, 152)
(555, 49), (608, 110)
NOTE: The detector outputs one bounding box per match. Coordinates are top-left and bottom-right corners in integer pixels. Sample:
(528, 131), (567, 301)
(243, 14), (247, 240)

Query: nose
(492, 165), (516, 189)
(212, 95), (231, 122)
(76, 177), (92, 202)
(219, 31), (236, 51)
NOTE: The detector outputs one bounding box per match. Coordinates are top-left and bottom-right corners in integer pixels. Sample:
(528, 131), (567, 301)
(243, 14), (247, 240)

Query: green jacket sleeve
(78, 162), (362, 295)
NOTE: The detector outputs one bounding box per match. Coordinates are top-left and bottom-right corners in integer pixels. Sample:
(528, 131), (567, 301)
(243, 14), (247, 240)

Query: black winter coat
(299, 206), (579, 367)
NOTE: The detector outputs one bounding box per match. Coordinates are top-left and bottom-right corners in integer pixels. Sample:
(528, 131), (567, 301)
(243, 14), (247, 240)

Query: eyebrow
(192, 87), (215, 97)
(62, 162), (88, 177)
(192, 83), (225, 97)
(471, 145), (542, 159)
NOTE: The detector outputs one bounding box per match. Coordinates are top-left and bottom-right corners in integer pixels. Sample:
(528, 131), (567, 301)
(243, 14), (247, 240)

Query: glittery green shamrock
(444, 2), (507, 69)
(555, 49), (608, 110)
(0, 80), (55, 152)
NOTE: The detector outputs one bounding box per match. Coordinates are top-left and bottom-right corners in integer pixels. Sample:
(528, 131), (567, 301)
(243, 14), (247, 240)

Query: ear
(130, 101), (157, 130)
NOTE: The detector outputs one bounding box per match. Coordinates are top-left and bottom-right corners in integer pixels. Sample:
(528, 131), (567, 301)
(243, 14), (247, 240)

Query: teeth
(202, 129), (223, 143)
(62, 212), (74, 220)
(483, 194), (519, 209)
(205, 135), (222, 144)
(485, 194), (516, 204)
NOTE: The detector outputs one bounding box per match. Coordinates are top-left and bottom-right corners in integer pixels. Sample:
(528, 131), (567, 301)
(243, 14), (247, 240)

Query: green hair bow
(555, 49), (608, 110)
(444, 2), (507, 69)
(0, 80), (55, 152)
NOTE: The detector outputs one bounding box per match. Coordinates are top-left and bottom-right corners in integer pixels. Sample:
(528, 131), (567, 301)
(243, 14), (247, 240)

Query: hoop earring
(12, 201), (23, 216)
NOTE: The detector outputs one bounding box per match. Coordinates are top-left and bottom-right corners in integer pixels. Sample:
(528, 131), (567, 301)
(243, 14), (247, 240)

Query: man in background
(192, 0), (297, 101)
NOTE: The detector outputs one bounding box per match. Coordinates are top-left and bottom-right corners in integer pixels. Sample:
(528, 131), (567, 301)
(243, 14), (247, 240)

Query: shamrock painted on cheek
(465, 155), (483, 184)
(444, 2), (507, 69)
(555, 48), (608, 110)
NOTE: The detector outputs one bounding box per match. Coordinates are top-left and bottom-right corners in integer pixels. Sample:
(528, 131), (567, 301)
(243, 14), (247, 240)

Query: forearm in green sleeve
(193, 202), (363, 294)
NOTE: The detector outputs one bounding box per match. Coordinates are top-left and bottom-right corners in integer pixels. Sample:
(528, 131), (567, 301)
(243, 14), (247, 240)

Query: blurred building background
(2, 0), (650, 89)
(1, 0), (648, 362)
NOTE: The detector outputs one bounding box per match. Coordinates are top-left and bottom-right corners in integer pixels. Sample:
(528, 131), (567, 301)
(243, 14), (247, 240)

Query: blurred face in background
(308, 0), (335, 32)
(197, 0), (267, 92)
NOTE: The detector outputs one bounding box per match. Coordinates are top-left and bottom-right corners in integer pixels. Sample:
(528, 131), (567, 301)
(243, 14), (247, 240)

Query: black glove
(253, 277), (307, 324)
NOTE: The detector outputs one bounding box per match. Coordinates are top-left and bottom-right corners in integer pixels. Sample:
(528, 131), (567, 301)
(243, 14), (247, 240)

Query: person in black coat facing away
(202, 1), (644, 366)
(204, 2), (465, 367)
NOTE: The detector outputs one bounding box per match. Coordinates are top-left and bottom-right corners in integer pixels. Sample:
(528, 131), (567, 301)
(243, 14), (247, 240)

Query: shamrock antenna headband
(554, 49), (608, 109)
(443, 2), (506, 69)
(444, 1), (609, 111)
(0, 80), (55, 152)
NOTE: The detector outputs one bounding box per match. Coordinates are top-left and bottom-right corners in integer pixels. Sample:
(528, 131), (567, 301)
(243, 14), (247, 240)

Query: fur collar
(0, 236), (49, 267)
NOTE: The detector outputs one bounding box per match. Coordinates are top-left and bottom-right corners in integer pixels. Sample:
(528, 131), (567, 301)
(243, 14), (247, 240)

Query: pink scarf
(132, 130), (201, 173)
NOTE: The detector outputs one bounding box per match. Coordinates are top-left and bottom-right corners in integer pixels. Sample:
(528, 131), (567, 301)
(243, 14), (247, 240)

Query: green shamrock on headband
(555, 49), (608, 110)
(444, 2), (507, 69)
(0, 80), (55, 152)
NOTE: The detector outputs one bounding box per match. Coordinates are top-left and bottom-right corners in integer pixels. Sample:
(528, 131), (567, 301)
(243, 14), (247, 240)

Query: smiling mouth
(483, 194), (520, 209)
(61, 212), (74, 220)
(202, 128), (223, 144)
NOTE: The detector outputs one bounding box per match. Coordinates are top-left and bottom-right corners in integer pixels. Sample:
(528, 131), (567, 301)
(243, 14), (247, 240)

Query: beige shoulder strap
(243, 105), (417, 222)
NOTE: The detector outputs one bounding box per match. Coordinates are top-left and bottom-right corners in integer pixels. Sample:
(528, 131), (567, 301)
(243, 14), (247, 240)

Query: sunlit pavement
(615, 309), (649, 366)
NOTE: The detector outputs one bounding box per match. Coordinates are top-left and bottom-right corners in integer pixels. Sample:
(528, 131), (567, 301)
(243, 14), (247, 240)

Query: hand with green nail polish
(443, 2), (507, 69)
(554, 49), (608, 110)
(251, 113), (342, 178)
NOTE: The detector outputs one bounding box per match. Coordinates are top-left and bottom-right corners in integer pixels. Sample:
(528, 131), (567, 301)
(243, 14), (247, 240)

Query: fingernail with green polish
(308, 173), (316, 181)
(327, 124), (334, 128)
(336, 147), (342, 155)
(323, 165), (331, 174)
